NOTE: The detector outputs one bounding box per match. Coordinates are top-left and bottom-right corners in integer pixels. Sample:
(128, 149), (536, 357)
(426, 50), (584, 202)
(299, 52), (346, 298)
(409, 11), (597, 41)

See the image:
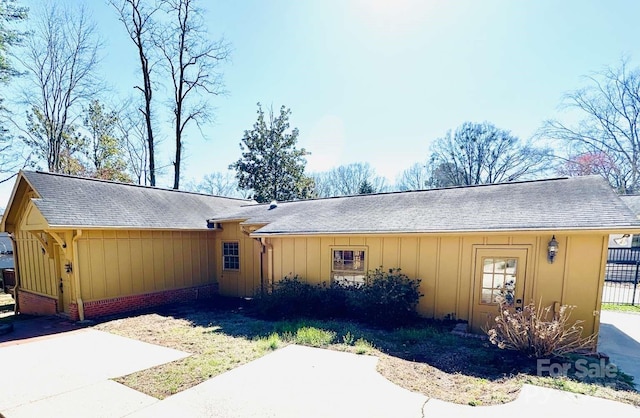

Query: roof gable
(7, 171), (251, 230)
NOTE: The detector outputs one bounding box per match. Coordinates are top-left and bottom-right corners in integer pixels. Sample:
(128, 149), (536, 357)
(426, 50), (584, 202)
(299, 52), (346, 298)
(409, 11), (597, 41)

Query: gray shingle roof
(619, 195), (640, 218)
(22, 171), (251, 229)
(210, 176), (640, 235)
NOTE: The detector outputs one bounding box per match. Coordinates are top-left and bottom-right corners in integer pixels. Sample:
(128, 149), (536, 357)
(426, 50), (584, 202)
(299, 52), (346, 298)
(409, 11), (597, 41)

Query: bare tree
(396, 162), (430, 191)
(430, 122), (553, 186)
(312, 162), (388, 197)
(16, 2), (101, 173)
(198, 172), (239, 196)
(115, 99), (150, 184)
(539, 60), (640, 193)
(156, 0), (230, 189)
(309, 172), (333, 198)
(110, 0), (160, 186)
(183, 171), (241, 197)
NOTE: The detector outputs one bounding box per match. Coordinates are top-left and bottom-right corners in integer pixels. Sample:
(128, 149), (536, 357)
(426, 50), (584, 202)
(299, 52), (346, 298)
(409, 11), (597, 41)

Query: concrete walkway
(422, 383), (638, 417)
(130, 344), (639, 418)
(0, 329), (189, 417)
(599, 310), (640, 385)
(129, 345), (427, 418)
(1, 322), (638, 417)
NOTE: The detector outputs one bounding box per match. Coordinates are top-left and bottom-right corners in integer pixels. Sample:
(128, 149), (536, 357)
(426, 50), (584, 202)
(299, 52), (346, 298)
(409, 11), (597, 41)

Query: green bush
(251, 268), (423, 327)
(251, 275), (325, 319)
(353, 268), (422, 328)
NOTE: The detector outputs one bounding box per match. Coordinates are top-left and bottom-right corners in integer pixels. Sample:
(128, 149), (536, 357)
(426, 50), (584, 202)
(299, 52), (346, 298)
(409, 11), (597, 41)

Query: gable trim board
(2, 171), (639, 338)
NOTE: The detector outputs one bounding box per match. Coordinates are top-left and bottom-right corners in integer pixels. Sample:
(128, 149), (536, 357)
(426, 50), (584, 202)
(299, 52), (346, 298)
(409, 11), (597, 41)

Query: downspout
(72, 230), (84, 321)
(255, 238), (265, 296)
(266, 239), (274, 291)
(8, 233), (20, 314)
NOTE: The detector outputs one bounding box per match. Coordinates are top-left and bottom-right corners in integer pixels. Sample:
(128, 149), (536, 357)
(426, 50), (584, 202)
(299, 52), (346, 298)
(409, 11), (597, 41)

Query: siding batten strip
(560, 236), (571, 304)
(455, 236), (463, 319)
(434, 237), (441, 317)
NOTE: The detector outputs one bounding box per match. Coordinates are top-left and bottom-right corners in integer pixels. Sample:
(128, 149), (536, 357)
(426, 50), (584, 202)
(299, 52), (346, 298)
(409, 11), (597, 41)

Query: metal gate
(603, 248), (640, 306)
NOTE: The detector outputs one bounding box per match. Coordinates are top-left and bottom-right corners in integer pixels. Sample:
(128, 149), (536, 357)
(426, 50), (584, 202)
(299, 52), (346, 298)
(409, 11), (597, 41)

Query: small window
(223, 242), (240, 271)
(332, 248), (366, 286)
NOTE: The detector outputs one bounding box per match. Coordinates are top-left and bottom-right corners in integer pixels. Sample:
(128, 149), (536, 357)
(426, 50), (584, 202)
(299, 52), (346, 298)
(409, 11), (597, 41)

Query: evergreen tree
(82, 100), (131, 182)
(230, 103), (313, 203)
(358, 180), (374, 194)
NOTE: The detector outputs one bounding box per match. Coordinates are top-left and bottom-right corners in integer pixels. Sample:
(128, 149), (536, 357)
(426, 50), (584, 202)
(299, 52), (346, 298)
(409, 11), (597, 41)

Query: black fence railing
(608, 247), (640, 263)
(604, 248), (640, 306)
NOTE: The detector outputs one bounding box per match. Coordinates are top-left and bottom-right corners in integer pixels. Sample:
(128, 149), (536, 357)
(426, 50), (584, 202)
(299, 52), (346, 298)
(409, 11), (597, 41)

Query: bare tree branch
(311, 163), (388, 197)
(16, 2), (102, 174)
(539, 60), (640, 193)
(109, 0), (160, 186)
(430, 122), (553, 186)
(156, 0), (230, 189)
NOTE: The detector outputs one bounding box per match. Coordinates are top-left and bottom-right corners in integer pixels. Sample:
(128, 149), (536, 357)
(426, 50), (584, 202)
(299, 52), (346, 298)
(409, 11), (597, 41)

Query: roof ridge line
(251, 176), (573, 206)
(30, 170), (250, 202)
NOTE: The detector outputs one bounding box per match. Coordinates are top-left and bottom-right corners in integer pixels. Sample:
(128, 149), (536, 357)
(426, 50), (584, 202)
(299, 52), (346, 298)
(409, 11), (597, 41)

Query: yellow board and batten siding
(14, 230), (58, 298)
(261, 232), (609, 335)
(215, 222), (262, 298)
(75, 230), (218, 302)
(11, 197), (60, 300)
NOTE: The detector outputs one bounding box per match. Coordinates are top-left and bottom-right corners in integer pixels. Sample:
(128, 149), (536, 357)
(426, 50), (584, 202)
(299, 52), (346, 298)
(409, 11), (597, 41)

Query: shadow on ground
(0, 313), (87, 345)
(8, 296), (636, 397)
(99, 296), (539, 381)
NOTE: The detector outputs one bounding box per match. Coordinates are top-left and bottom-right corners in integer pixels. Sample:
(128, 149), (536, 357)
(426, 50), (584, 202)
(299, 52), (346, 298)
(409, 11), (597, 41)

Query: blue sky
(2, 0), (640, 208)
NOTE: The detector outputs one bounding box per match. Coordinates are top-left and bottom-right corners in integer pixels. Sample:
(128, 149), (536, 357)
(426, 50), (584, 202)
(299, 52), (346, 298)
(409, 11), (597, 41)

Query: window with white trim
(332, 248), (366, 285)
(480, 257), (517, 305)
(223, 241), (240, 271)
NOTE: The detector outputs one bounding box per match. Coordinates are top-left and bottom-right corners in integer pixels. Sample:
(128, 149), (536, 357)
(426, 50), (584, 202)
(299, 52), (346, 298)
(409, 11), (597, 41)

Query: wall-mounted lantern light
(547, 235), (559, 263)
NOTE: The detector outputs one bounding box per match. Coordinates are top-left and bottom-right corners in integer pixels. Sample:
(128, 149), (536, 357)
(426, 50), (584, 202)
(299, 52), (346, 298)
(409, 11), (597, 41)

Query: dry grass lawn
(94, 299), (640, 406)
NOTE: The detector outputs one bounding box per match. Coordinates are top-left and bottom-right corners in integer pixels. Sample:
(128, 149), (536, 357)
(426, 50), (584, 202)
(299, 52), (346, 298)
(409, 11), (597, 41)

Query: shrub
(352, 268), (422, 328)
(342, 331), (355, 345)
(256, 333), (281, 351)
(354, 338), (374, 354)
(486, 301), (597, 358)
(251, 268), (423, 328)
(251, 275), (324, 319)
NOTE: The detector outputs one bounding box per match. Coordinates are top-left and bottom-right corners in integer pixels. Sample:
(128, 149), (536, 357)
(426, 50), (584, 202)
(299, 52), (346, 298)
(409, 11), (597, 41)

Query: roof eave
(44, 224), (217, 231)
(207, 217), (251, 223)
(250, 226), (640, 237)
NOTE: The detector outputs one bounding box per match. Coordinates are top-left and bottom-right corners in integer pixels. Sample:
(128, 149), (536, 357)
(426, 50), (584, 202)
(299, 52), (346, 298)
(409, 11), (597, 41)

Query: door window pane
(480, 257), (517, 305)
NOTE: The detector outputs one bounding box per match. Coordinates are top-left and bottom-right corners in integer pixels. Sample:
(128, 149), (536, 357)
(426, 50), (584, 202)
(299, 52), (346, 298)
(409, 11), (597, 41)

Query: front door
(471, 248), (529, 333)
